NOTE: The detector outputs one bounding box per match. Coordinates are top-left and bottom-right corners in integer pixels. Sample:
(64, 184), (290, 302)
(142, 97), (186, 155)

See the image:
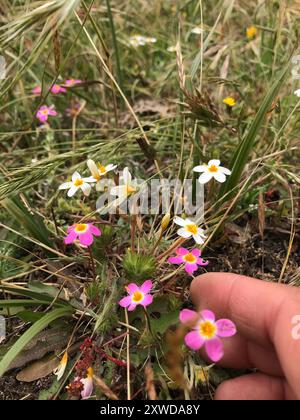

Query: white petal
(58, 182), (72, 190)
(213, 171), (226, 183)
(177, 227), (191, 238)
(294, 89), (300, 97)
(198, 172), (213, 184)
(67, 185), (78, 197)
(193, 233), (205, 244)
(173, 216), (187, 226)
(72, 171), (81, 182)
(87, 159), (99, 178)
(81, 183), (91, 196)
(122, 167), (132, 184)
(219, 166), (231, 175)
(106, 164), (117, 171)
(208, 159), (220, 167)
(83, 176), (97, 183)
(193, 165), (207, 173)
(110, 185), (126, 196)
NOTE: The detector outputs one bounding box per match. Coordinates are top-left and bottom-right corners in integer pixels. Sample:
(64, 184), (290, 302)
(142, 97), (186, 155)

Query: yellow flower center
(186, 224), (198, 235)
(74, 178), (83, 187)
(208, 164), (218, 173)
(87, 367), (94, 379)
(183, 253), (197, 264)
(199, 321), (217, 339)
(74, 223), (88, 233)
(132, 291), (144, 303)
(126, 184), (136, 195)
(98, 164), (107, 174)
(41, 109), (49, 115)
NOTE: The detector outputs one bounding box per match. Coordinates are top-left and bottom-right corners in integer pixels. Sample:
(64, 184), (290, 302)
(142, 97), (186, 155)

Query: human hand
(190, 273), (300, 400)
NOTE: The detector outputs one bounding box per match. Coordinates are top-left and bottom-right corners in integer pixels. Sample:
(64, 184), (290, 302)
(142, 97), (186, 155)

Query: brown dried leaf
(16, 355), (59, 383)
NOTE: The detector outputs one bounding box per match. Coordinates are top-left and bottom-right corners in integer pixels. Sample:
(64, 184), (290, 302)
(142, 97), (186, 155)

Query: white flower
(174, 216), (206, 244)
(53, 352), (68, 381)
(80, 367), (94, 400)
(110, 167), (139, 201)
(58, 171), (94, 197)
(294, 89), (300, 97)
(191, 26), (203, 35)
(85, 159), (117, 191)
(193, 160), (231, 184)
(129, 35), (157, 47)
(167, 45), (177, 53)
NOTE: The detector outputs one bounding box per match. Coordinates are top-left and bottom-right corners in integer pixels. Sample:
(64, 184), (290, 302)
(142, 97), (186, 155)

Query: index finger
(190, 272), (300, 397)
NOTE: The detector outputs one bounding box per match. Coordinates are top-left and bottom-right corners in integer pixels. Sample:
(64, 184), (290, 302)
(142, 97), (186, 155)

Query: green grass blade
(0, 307), (73, 377)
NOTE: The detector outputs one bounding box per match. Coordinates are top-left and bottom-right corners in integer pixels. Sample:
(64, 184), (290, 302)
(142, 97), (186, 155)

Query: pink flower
(32, 86), (42, 95)
(51, 84), (67, 94)
(65, 78), (82, 87)
(36, 105), (57, 123)
(180, 309), (237, 362)
(64, 223), (101, 247)
(80, 367), (94, 399)
(119, 280), (153, 311)
(168, 247), (208, 275)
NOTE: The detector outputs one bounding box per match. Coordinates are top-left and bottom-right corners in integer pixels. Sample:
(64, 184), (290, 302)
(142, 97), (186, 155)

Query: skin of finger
(203, 334), (283, 377)
(214, 372), (297, 400)
(190, 273), (300, 397)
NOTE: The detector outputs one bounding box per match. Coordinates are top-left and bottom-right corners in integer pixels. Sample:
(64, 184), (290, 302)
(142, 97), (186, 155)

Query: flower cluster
(129, 35), (157, 47)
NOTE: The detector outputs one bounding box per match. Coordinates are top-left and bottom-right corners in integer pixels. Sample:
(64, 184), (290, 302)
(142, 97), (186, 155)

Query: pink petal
(197, 257), (209, 266)
(49, 110), (57, 116)
(200, 310), (215, 322)
(185, 263), (198, 275)
(127, 283), (139, 293)
(119, 296), (132, 308)
(168, 256), (183, 265)
(179, 309), (198, 324)
(64, 230), (77, 244)
(205, 338), (224, 362)
(141, 294), (153, 307)
(127, 303), (137, 311)
(191, 249), (201, 257)
(89, 224), (102, 236)
(216, 319), (237, 338)
(140, 280), (152, 293)
(80, 378), (93, 399)
(67, 225), (75, 233)
(184, 331), (205, 351)
(176, 247), (189, 256)
(79, 232), (94, 246)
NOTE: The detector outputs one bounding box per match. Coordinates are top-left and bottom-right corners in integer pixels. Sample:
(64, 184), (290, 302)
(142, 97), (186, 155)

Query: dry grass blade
(93, 375), (119, 400)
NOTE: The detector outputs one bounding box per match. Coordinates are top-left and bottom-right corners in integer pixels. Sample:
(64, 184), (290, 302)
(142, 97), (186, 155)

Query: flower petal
(79, 232), (94, 246)
(168, 256), (183, 264)
(64, 230), (77, 244)
(173, 216), (187, 227)
(208, 159), (220, 167)
(127, 303), (137, 311)
(81, 183), (91, 196)
(122, 167), (132, 184)
(198, 172), (213, 184)
(205, 338), (224, 362)
(193, 165), (207, 173)
(219, 166), (231, 175)
(81, 377), (93, 399)
(200, 310), (215, 322)
(216, 319), (237, 337)
(177, 247), (189, 255)
(193, 233), (205, 244)
(141, 294), (153, 307)
(197, 257), (209, 266)
(213, 171), (226, 183)
(127, 283), (139, 293)
(87, 159), (99, 178)
(177, 228), (191, 238)
(185, 263), (198, 274)
(59, 182), (72, 190)
(119, 296), (132, 308)
(184, 331), (205, 351)
(72, 171), (81, 182)
(191, 249), (201, 257)
(179, 309), (198, 324)
(140, 280), (153, 293)
(67, 185), (78, 197)
(89, 225), (101, 236)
